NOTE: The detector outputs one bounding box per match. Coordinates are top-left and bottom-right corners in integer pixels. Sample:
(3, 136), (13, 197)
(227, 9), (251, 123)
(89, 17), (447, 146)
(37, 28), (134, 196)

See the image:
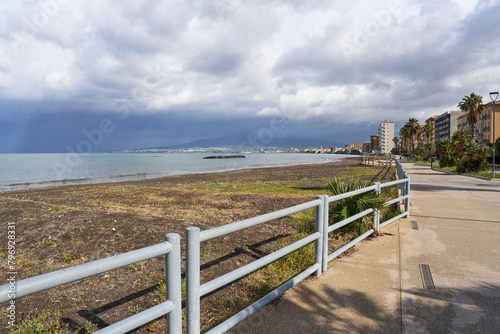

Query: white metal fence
(0, 234), (183, 334)
(185, 159), (410, 334)
(0, 159), (410, 334)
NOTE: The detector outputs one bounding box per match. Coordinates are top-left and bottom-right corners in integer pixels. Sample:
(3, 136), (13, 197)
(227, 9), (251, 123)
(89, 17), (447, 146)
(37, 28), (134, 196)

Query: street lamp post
(489, 92), (499, 177)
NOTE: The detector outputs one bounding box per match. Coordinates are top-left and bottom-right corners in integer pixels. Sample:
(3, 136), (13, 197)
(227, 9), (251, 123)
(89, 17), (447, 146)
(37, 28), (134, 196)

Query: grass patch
(416, 161), (500, 179)
(7, 309), (66, 334)
(52, 206), (63, 212)
(62, 248), (80, 263)
(186, 180), (323, 195)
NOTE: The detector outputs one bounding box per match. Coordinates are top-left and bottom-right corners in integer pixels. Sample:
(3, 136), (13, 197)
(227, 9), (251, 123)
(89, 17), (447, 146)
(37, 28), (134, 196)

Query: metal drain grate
(411, 220), (418, 230)
(419, 264), (435, 290)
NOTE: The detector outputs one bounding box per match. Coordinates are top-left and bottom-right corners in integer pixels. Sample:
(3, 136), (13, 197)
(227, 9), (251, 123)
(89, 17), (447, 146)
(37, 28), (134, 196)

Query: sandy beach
(0, 157), (395, 333)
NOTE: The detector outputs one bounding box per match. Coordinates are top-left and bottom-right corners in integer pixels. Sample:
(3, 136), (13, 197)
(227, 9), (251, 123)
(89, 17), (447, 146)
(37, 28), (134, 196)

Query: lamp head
(490, 91), (499, 102)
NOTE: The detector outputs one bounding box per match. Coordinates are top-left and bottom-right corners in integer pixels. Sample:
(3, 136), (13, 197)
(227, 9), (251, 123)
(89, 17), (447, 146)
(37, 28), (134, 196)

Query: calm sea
(0, 153), (346, 192)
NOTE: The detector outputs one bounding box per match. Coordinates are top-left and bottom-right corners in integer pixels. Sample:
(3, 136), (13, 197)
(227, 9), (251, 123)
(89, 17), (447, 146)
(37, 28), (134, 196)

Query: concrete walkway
(229, 164), (500, 333)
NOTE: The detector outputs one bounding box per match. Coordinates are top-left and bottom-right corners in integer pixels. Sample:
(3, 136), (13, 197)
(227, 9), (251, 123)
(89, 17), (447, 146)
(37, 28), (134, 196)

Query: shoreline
(1, 156), (357, 194)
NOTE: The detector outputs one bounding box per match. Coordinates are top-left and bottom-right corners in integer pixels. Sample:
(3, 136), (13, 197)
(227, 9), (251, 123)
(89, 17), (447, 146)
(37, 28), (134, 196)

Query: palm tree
(458, 93), (485, 140)
(451, 130), (472, 160)
(423, 123), (433, 159)
(405, 118), (420, 153)
(423, 123), (433, 144)
(328, 178), (385, 235)
(399, 125), (411, 155)
(392, 137), (399, 153)
(437, 139), (454, 167)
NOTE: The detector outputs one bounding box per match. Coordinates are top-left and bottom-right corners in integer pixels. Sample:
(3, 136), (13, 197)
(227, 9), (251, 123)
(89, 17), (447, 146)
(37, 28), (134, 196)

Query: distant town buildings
(345, 142), (363, 152)
(378, 120), (395, 154)
(434, 111), (461, 146)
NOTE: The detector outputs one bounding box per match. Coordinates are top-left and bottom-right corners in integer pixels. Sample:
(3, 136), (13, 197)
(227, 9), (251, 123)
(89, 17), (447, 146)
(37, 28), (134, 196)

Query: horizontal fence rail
(0, 234), (182, 334)
(2, 158), (410, 334)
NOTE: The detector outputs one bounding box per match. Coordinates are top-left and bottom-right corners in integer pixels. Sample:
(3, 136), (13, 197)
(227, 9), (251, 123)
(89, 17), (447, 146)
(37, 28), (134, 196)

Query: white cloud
(0, 0), (500, 141)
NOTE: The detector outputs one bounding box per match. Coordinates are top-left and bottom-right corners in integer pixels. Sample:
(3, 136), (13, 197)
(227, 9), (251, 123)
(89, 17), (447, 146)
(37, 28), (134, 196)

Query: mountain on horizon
(147, 133), (343, 150)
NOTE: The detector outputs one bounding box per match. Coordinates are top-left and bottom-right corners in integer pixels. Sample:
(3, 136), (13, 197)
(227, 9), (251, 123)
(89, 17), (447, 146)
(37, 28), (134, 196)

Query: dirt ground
(0, 157), (394, 333)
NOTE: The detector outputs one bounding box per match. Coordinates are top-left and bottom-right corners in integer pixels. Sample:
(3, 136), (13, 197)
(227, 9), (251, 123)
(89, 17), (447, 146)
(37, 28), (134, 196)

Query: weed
(290, 209), (316, 234)
(52, 206), (63, 212)
(62, 248), (80, 263)
(46, 241), (55, 246)
(155, 278), (186, 305)
(156, 281), (166, 303)
(23, 212), (37, 220)
(8, 309), (66, 334)
(23, 261), (34, 268)
(129, 262), (142, 271)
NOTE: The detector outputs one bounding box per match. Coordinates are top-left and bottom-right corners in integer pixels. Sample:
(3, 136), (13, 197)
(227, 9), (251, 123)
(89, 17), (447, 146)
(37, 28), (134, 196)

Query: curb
(430, 167), (499, 181)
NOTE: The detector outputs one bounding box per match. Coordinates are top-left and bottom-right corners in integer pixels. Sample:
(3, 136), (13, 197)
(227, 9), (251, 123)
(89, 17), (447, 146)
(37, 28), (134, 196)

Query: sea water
(0, 153), (346, 192)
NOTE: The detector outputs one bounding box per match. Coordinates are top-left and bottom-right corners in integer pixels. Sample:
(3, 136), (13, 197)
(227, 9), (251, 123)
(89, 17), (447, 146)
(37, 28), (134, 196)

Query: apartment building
(424, 116), (438, 143)
(434, 111), (461, 145)
(478, 101), (500, 144)
(378, 120), (395, 154)
(457, 113), (470, 134)
(362, 142), (371, 153)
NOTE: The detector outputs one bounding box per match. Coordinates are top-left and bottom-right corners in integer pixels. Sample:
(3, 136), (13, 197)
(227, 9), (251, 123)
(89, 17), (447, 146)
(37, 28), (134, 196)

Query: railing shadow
(411, 183), (500, 193)
(228, 284), (401, 334)
(411, 214), (500, 224)
(401, 282), (500, 333)
(229, 280), (500, 333)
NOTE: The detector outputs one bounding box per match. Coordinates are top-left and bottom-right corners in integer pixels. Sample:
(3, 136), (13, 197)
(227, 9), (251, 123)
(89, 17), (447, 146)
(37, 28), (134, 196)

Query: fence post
(314, 195), (324, 277)
(405, 177), (411, 217)
(165, 233), (182, 334)
(322, 195), (329, 273)
(186, 227), (201, 334)
(372, 182), (381, 233)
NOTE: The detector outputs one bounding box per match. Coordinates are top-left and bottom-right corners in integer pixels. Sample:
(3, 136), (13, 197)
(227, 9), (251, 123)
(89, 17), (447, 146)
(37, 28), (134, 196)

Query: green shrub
(328, 178), (385, 235)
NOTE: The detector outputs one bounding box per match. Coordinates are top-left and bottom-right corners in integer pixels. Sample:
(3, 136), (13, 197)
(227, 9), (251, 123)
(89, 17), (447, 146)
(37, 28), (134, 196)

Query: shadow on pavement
(230, 282), (401, 334)
(411, 183), (500, 193)
(402, 282), (500, 333)
(411, 214), (500, 224)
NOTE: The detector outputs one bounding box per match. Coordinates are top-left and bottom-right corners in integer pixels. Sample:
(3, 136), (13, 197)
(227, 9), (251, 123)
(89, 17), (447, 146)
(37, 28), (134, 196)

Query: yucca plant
(328, 178), (385, 235)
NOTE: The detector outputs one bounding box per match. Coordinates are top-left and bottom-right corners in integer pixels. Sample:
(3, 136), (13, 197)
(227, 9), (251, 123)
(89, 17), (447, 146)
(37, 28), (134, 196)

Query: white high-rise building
(378, 120), (395, 154)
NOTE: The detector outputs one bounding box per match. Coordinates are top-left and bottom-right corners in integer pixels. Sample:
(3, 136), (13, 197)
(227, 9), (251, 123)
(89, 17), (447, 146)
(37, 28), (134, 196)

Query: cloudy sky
(1, 0), (499, 153)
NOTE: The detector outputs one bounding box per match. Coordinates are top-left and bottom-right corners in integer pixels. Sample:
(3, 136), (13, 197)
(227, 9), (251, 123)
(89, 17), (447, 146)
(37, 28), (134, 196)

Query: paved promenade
(230, 164), (500, 333)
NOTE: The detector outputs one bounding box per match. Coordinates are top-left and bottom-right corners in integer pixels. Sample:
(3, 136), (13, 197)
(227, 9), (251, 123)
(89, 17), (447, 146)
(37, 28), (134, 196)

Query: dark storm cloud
(1, 0), (500, 152)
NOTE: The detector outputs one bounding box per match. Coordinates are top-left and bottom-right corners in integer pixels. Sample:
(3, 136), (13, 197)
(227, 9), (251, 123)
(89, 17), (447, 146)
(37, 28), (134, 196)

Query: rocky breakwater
(203, 155), (246, 159)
